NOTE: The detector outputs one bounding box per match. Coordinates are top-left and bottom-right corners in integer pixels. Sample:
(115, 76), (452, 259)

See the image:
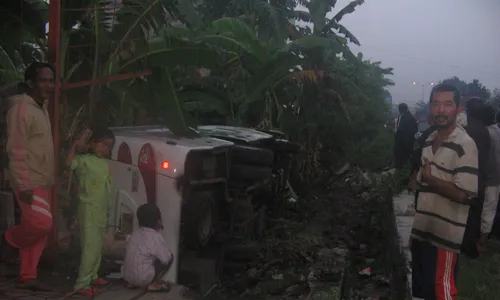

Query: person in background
(123, 203), (173, 293)
(66, 128), (115, 296)
(461, 97), (490, 258)
(408, 114), (436, 206)
(411, 83), (478, 300)
(394, 103), (418, 169)
(492, 110), (500, 239)
(478, 105), (500, 250)
(487, 110), (500, 239)
(496, 110), (500, 128)
(1, 62), (55, 291)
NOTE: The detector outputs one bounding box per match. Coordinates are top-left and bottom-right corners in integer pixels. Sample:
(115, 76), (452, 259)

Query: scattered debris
(373, 275), (391, 286)
(335, 162), (352, 176)
(359, 267), (371, 277)
(204, 165), (404, 300)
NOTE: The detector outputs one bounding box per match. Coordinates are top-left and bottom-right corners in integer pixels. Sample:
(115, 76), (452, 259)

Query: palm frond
(331, 0), (364, 23)
(325, 23), (360, 45)
(202, 18), (271, 63)
(0, 69), (23, 85)
(118, 33), (221, 72)
(175, 0), (204, 30)
(320, 0), (364, 44)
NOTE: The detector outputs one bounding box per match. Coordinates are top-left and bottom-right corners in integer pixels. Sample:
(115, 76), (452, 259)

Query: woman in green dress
(66, 128), (115, 296)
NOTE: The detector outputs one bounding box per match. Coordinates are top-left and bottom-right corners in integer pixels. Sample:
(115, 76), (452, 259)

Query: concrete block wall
(393, 191), (416, 299)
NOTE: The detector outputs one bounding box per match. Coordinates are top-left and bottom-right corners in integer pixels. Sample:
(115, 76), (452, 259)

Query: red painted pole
(47, 0), (61, 258)
(62, 70), (152, 89)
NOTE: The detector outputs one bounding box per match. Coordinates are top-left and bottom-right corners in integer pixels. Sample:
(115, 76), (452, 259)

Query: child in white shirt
(123, 203), (173, 292)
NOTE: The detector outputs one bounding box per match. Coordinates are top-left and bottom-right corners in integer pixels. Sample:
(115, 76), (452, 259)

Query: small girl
(66, 128), (115, 296)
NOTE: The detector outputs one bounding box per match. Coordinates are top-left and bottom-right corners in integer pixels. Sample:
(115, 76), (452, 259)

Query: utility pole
(413, 81), (435, 103)
(47, 0), (62, 262)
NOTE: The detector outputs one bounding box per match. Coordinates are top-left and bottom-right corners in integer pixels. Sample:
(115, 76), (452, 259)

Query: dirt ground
(1, 170), (406, 300)
(205, 171), (406, 300)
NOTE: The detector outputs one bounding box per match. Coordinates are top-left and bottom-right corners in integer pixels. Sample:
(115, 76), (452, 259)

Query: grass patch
(458, 241), (500, 300)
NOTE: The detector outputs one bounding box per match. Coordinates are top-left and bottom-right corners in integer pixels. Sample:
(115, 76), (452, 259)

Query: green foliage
(0, 0), (396, 181)
(0, 0), (48, 85)
(343, 129), (394, 170)
(440, 76), (491, 100)
(373, 168), (410, 197)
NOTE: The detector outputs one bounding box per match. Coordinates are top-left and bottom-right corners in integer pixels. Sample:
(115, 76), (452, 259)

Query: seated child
(123, 203), (173, 292)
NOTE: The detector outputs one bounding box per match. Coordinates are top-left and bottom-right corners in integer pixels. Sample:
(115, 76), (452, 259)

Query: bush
(343, 129), (394, 170)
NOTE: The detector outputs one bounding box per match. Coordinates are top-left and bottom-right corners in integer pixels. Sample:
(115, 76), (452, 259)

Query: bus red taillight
(117, 142), (132, 164)
(138, 143), (156, 204)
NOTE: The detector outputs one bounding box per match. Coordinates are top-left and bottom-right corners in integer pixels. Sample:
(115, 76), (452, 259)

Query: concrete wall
(393, 191), (416, 299)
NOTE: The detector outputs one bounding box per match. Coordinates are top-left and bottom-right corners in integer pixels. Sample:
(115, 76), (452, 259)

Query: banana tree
(196, 0), (295, 46)
(143, 12), (355, 127)
(55, 0), (217, 134)
(0, 0), (48, 85)
(59, 0), (363, 134)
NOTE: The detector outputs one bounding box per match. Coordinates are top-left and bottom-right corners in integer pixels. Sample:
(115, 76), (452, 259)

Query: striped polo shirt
(411, 126), (478, 253)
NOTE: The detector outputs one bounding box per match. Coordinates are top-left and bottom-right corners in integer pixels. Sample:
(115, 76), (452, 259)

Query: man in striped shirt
(411, 83), (478, 300)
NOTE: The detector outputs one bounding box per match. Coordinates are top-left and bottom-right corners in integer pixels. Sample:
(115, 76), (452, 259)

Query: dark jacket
(394, 112), (418, 169)
(462, 119), (490, 258)
(465, 119), (491, 192)
(485, 125), (500, 186)
(395, 112), (418, 151)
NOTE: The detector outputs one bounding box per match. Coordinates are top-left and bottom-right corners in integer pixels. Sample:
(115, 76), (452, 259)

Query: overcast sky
(327, 0), (500, 105)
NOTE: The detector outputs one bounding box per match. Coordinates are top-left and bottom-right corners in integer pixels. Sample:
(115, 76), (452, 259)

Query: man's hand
(18, 189), (33, 205)
(421, 158), (432, 183)
(419, 159), (470, 203)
